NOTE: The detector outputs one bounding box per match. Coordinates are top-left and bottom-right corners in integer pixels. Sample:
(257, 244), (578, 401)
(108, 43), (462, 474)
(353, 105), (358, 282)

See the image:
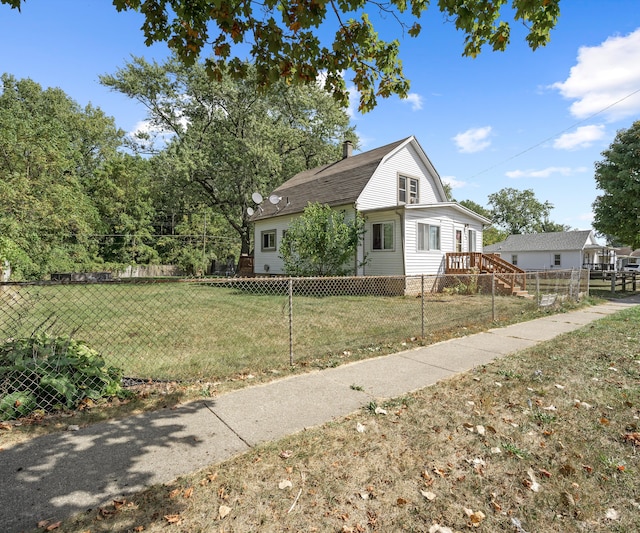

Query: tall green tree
(101, 57), (356, 255)
(487, 187), (555, 235)
(592, 120), (640, 248)
(2, 0), (561, 112)
(0, 75), (123, 279)
(90, 154), (159, 264)
(280, 202), (366, 276)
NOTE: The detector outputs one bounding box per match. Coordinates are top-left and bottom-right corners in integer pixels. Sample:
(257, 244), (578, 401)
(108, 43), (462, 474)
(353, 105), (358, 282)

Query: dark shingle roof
(484, 230), (595, 252)
(252, 138), (410, 220)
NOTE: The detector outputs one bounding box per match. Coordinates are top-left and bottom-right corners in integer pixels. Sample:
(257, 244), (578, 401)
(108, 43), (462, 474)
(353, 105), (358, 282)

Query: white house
(251, 136), (491, 277)
(484, 230), (615, 271)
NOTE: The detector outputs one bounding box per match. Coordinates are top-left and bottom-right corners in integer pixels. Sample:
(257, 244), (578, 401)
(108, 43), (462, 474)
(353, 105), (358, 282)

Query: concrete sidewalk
(1, 298), (638, 532)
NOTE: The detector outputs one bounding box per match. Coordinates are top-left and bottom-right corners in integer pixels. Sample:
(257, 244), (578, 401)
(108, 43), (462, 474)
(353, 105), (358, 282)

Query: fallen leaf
(421, 490), (436, 501)
(168, 488), (181, 499)
(279, 479), (293, 490)
(605, 508), (620, 520)
(183, 487), (193, 498)
(526, 469), (540, 492)
(491, 447), (501, 454)
(374, 406), (387, 415)
(279, 450), (293, 459)
(356, 422), (366, 433)
(538, 469), (552, 478)
(113, 498), (127, 510)
(476, 425), (485, 436)
(554, 384), (565, 389)
(429, 526), (453, 533)
(397, 497), (408, 506)
(45, 522), (62, 531)
(218, 505), (231, 519)
(164, 514), (181, 524)
(133, 527), (145, 532)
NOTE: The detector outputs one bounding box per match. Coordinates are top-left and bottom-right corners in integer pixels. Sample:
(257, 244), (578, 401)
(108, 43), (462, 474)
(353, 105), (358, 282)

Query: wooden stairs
(446, 252), (532, 298)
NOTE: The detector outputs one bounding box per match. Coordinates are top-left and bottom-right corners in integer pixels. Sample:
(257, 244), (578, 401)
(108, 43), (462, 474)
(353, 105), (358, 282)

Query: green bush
(0, 334), (128, 420)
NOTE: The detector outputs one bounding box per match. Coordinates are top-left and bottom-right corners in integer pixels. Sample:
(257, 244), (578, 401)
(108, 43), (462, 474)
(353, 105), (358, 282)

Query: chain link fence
(1, 269), (588, 420)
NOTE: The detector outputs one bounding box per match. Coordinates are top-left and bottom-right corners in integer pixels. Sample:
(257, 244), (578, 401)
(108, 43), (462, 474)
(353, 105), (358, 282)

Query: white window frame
(261, 229), (276, 252)
(468, 229), (477, 252)
(417, 223), (440, 251)
(553, 253), (561, 267)
(398, 175), (419, 204)
(511, 254), (518, 266)
(372, 222), (394, 251)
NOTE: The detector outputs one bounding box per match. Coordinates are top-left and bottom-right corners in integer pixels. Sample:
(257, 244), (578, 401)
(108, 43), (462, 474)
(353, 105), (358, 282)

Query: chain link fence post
(421, 274), (425, 339)
(288, 277), (294, 366)
(491, 272), (495, 322)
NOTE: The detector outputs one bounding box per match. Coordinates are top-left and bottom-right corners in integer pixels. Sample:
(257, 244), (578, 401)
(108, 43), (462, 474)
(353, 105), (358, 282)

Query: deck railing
(446, 252), (527, 294)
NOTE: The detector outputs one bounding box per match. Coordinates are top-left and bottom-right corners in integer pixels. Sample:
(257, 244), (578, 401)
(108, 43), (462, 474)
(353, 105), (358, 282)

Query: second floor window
(399, 175), (418, 204)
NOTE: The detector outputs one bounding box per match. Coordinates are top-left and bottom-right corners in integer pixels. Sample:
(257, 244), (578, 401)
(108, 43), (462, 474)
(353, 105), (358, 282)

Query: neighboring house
(251, 136), (491, 277)
(484, 230), (615, 271)
(614, 247), (640, 270)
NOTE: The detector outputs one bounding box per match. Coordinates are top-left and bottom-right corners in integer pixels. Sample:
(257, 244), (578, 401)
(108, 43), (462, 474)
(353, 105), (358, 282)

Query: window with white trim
(399, 175), (418, 204)
(417, 223), (440, 251)
(554, 254), (561, 266)
(261, 230), (276, 251)
(372, 222), (394, 250)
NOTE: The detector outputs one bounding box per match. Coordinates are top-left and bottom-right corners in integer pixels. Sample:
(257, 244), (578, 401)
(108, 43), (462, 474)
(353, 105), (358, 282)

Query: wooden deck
(446, 252), (528, 296)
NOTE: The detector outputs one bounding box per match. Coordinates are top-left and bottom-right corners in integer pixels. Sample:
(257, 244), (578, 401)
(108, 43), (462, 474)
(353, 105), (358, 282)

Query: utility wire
(466, 87), (640, 180)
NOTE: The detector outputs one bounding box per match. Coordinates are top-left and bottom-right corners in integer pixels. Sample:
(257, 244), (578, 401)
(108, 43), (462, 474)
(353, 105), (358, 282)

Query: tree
(458, 199), (491, 219)
(280, 202), (366, 276)
(101, 57), (356, 255)
(0, 75), (123, 279)
(592, 120), (640, 248)
(2, 0), (561, 112)
(487, 187), (554, 235)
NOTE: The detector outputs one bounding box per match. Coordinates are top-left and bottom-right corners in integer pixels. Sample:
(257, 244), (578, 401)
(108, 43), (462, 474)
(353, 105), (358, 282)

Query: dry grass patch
(47, 305), (640, 533)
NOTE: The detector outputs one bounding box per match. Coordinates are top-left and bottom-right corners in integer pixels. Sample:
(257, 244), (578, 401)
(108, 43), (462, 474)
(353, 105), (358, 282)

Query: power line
(466, 87), (640, 180)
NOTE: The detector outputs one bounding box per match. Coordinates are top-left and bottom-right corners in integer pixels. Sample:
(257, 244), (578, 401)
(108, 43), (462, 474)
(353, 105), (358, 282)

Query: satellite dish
(247, 207), (254, 216)
(269, 194), (281, 205)
(252, 192), (263, 204)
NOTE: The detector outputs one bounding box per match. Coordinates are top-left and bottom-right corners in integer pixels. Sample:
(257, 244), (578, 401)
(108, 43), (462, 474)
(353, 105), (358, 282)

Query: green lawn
(0, 280), (545, 382)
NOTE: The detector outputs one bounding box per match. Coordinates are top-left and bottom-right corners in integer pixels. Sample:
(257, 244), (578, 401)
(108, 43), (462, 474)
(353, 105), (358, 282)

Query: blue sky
(1, 1), (640, 233)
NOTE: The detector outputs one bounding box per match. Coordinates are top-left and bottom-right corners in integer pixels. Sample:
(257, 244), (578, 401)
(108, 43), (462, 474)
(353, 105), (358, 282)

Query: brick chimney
(342, 140), (353, 159)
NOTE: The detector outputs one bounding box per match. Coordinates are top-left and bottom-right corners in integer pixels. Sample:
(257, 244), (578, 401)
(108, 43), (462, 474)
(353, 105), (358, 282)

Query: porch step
(514, 290), (534, 299)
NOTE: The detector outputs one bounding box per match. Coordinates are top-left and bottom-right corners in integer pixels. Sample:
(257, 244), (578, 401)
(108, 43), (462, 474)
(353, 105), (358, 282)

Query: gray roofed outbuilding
(484, 230), (595, 252)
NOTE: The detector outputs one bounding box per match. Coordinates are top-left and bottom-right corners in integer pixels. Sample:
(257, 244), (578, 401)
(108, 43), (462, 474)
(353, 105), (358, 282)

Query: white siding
(507, 250), (583, 271)
(357, 143), (443, 211)
(362, 210), (405, 276)
(253, 216), (294, 275)
(253, 206), (359, 276)
(404, 206), (485, 275)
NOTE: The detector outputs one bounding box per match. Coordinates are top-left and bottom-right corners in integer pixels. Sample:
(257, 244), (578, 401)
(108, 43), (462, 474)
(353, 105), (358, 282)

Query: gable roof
(252, 137), (413, 220)
(484, 230), (597, 253)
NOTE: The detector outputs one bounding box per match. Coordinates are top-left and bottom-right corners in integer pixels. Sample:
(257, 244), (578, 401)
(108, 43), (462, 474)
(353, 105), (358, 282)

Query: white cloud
(441, 175), (467, 189)
(553, 124), (606, 150)
(505, 166), (588, 179)
(552, 28), (640, 121)
(453, 126), (492, 153)
(402, 93), (423, 111)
